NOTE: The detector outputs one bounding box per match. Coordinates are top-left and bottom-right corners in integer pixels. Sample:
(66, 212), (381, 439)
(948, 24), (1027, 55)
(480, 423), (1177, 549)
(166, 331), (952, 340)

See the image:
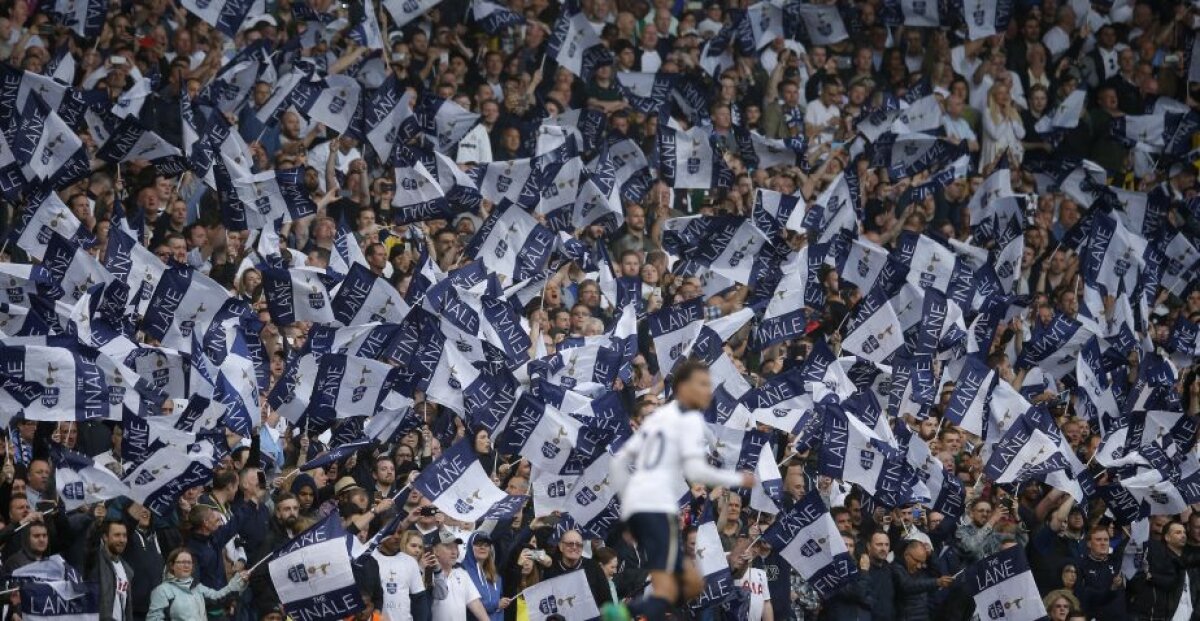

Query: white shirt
(1097, 46), (1120, 79)
(432, 567), (481, 621)
(943, 116), (977, 143)
(804, 99), (841, 145)
(639, 48), (661, 73)
(738, 568), (771, 621)
(112, 560), (129, 621)
(375, 551), (426, 621)
(611, 401), (743, 517)
(457, 124), (494, 164)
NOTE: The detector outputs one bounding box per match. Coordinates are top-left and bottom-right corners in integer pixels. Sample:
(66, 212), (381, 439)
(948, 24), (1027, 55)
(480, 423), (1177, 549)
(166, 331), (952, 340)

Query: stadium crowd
(0, 0), (1197, 620)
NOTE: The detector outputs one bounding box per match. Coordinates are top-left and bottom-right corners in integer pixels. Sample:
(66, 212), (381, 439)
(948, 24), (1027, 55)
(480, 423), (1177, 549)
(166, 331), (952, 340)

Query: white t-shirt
(112, 560), (129, 621)
(804, 99), (840, 129)
(738, 568), (771, 621)
(375, 552), (425, 621)
(432, 567), (481, 621)
(614, 402), (743, 517)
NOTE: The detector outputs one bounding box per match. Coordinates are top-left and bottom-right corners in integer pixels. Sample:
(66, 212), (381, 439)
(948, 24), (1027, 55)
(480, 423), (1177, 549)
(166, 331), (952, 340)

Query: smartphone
(36, 500), (56, 511)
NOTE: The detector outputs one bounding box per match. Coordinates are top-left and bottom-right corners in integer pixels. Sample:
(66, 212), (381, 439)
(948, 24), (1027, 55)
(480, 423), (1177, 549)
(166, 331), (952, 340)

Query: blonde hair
(1042, 589), (1080, 613)
(988, 83), (1020, 124)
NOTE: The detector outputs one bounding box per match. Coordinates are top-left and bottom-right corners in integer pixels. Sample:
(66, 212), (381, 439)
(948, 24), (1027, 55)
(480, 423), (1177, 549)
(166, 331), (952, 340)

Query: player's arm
(681, 417), (753, 488)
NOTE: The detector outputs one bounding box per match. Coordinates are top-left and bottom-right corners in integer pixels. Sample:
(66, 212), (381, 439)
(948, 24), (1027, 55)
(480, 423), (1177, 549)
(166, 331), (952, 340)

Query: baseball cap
(471, 531), (493, 545)
(436, 529), (463, 546)
(333, 477), (362, 496)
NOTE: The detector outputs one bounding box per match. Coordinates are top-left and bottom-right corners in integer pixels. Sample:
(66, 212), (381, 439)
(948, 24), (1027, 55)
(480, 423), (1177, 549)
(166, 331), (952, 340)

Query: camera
(419, 506), (439, 517)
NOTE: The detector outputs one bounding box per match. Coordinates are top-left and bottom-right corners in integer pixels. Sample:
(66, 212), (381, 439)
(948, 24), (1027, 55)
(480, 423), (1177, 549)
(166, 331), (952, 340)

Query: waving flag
(179, 0), (256, 37)
(945, 355), (997, 435)
(523, 570), (601, 621)
(468, 202), (555, 286)
(124, 441), (217, 516)
(752, 188), (804, 240)
(0, 344), (109, 422)
(413, 439), (527, 521)
(763, 490), (856, 597)
(140, 263), (229, 351)
(963, 547), (1047, 621)
(383, 0), (445, 28)
(691, 501), (735, 608)
(496, 394), (581, 473)
(961, 0), (1011, 40)
(658, 125), (732, 189)
(20, 581), (99, 621)
(1016, 315), (1092, 379)
(1083, 213), (1146, 297)
(788, 172), (856, 243)
(413, 94), (480, 152)
(14, 94), (89, 188)
(330, 263), (411, 326)
(982, 410), (1070, 484)
(843, 299), (904, 364)
(48, 0), (107, 37)
(293, 75), (361, 135)
(51, 445), (129, 511)
(647, 298), (706, 378)
(260, 262), (335, 326)
(32, 231), (109, 305)
(793, 4), (847, 44)
(882, 0), (940, 27)
(473, 0), (525, 32)
(268, 512), (364, 621)
(750, 442), (784, 513)
(549, 11), (602, 77)
(756, 250), (810, 346)
(1035, 90), (1086, 133)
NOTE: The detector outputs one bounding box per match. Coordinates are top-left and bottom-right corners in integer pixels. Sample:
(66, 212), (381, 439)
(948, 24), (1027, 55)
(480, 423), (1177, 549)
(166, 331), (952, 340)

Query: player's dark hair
(671, 359), (709, 393)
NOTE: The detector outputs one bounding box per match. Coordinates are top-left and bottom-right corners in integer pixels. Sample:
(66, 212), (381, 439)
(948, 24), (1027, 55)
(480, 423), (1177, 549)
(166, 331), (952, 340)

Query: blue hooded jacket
(463, 532), (504, 621)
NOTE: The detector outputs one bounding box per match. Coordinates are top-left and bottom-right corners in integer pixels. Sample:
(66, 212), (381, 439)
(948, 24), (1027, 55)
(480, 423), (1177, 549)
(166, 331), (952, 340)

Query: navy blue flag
(763, 490), (857, 598)
(962, 547), (1047, 621)
(472, 0), (525, 33)
(267, 512), (364, 621)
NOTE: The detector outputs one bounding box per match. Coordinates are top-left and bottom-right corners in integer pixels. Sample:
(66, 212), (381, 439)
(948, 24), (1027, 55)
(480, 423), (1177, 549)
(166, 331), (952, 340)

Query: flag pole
(15, 508), (57, 533)
(245, 548), (276, 575)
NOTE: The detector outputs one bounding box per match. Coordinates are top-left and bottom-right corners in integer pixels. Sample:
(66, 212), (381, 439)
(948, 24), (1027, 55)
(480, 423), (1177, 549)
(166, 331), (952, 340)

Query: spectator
(865, 531), (896, 621)
(146, 548), (249, 621)
(1074, 526), (1125, 621)
(93, 520), (134, 621)
(430, 530), (490, 621)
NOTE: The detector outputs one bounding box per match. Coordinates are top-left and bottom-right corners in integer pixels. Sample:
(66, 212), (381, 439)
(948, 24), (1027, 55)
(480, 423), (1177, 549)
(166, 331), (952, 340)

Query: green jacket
(146, 573), (245, 621)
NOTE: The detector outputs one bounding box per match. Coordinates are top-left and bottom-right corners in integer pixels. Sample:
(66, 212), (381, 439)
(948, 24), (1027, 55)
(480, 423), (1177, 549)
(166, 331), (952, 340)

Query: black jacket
(123, 524), (166, 616)
(1130, 541), (1200, 621)
(819, 569), (872, 621)
(1075, 553), (1126, 621)
(91, 545), (135, 621)
(891, 562), (940, 621)
(866, 562), (896, 621)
